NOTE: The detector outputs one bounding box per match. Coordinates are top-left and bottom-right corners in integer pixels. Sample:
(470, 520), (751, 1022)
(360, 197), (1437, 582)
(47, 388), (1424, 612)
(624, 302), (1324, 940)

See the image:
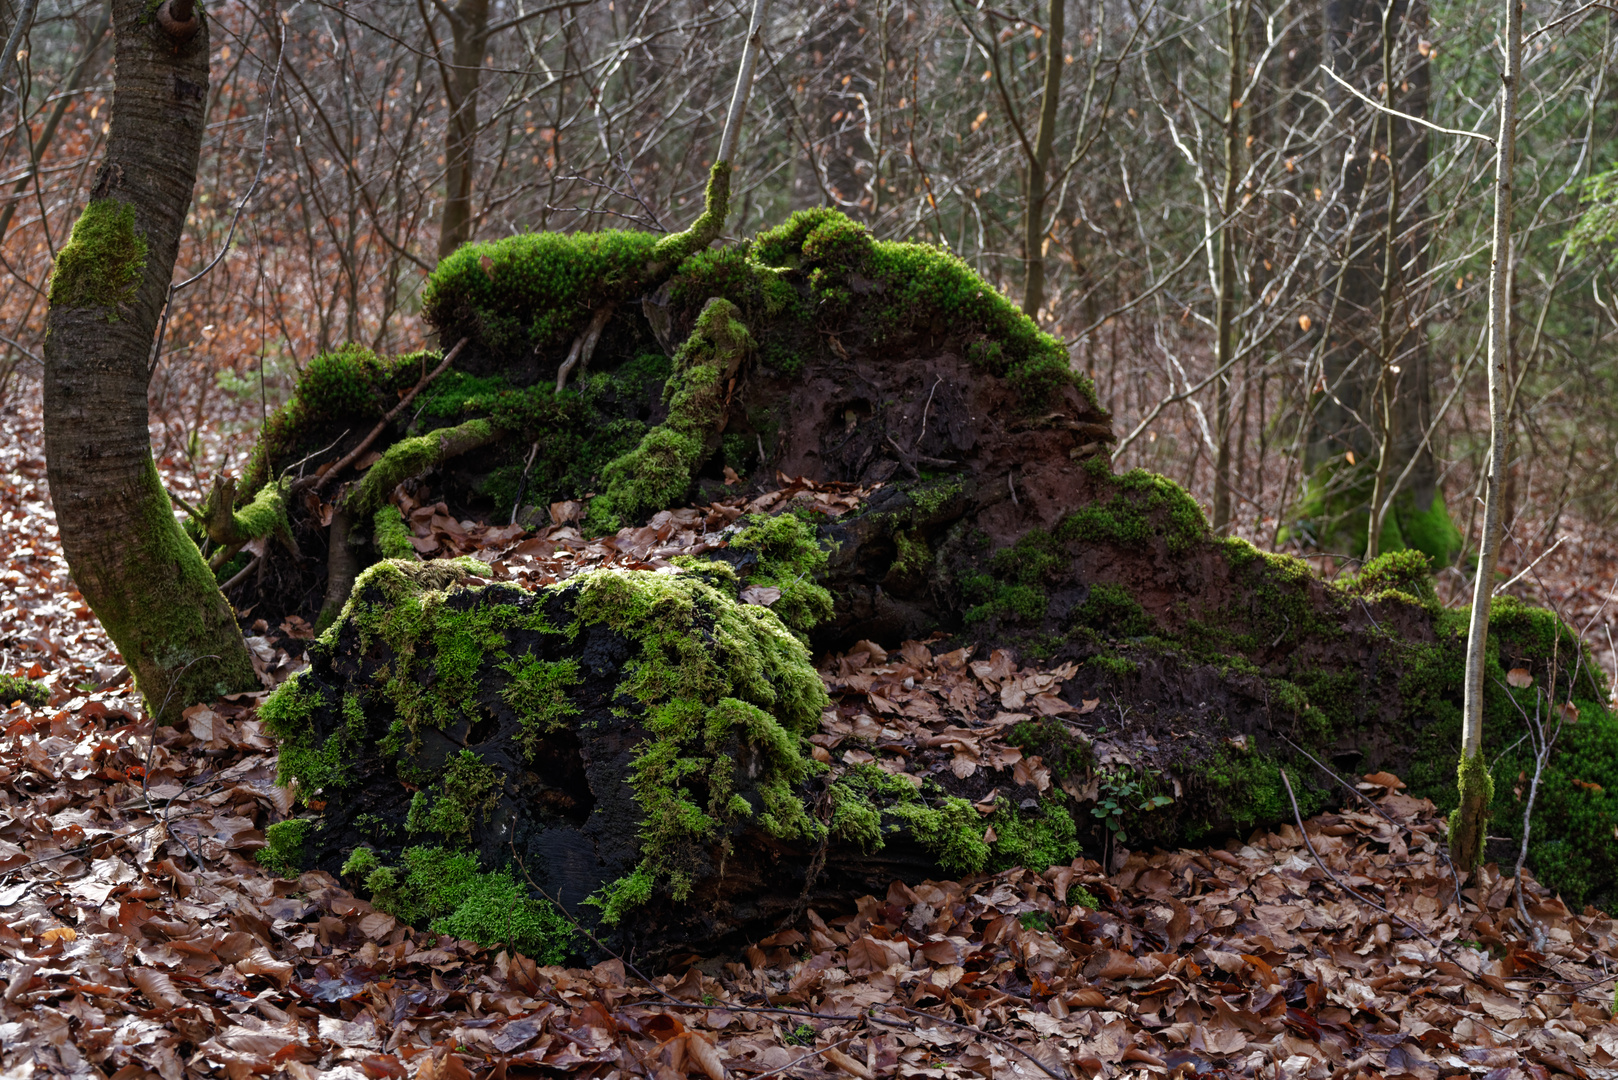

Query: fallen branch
(311, 337), (468, 495)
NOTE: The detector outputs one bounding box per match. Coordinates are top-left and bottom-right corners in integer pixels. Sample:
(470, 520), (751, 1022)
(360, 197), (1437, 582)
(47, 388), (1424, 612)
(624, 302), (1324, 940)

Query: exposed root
(315, 508), (359, 632)
(555, 306), (615, 394)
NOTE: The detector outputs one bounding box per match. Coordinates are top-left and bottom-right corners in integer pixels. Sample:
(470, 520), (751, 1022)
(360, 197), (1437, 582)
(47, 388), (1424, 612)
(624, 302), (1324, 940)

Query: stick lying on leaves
(309, 337), (468, 495)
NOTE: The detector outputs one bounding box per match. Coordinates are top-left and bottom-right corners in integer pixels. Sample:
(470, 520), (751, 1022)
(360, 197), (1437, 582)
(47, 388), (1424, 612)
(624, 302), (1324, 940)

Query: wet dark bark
(42, 0), (257, 720)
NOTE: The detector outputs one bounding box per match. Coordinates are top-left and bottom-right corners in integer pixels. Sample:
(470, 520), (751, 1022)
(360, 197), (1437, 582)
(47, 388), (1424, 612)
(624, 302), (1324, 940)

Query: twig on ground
(1277, 734), (1464, 909)
(1278, 767), (1444, 952)
(311, 338), (468, 495)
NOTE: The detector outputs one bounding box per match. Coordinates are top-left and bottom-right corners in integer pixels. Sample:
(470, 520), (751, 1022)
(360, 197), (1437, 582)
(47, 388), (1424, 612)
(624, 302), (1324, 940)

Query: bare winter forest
(5, 0), (1618, 1075)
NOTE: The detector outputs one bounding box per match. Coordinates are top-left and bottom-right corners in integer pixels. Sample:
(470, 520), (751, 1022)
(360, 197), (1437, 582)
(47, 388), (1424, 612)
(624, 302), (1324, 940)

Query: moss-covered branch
(648, 161), (732, 271)
(345, 418), (497, 517)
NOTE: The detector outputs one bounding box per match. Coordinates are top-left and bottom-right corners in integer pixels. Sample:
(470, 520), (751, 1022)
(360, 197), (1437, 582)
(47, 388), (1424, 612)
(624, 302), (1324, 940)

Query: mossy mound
(874, 454), (1618, 908)
(256, 552), (1070, 961)
(226, 204), (1111, 631)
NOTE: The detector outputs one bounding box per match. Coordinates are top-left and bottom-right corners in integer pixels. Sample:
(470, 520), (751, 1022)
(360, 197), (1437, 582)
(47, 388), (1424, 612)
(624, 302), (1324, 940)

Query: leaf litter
(5, 409), (1618, 1078)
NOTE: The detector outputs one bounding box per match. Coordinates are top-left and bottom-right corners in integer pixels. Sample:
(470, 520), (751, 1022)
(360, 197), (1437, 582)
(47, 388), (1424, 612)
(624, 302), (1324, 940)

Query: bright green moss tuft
(1071, 584), (1152, 639)
(50, 200), (148, 314)
(258, 819), (314, 877)
(1058, 468), (1209, 555)
(827, 764), (991, 876)
(571, 567), (829, 907)
(500, 655), (581, 757)
(986, 797), (1078, 873)
(591, 299), (751, 530)
(366, 846), (573, 961)
(0, 675), (48, 709)
(1349, 549), (1438, 609)
(729, 512), (834, 637)
(408, 750), (504, 847)
(423, 230), (662, 362)
(373, 505), (417, 560)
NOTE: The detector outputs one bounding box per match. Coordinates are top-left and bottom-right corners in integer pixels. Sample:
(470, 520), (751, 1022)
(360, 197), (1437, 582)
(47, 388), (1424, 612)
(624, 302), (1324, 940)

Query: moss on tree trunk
(42, 0), (256, 721)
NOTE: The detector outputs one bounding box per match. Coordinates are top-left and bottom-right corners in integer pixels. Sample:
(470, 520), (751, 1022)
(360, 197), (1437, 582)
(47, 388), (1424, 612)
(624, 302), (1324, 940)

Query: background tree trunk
(1302, 0), (1451, 561)
(436, 0), (491, 262)
(1020, 0), (1063, 318)
(42, 0), (257, 722)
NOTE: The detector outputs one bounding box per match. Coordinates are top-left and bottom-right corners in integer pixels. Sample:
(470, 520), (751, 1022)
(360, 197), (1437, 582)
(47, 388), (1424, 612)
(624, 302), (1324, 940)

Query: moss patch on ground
(0, 675), (48, 709)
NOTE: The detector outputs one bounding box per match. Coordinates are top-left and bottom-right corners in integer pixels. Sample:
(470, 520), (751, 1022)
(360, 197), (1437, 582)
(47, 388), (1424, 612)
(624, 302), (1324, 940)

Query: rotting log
(260, 555), (1057, 964)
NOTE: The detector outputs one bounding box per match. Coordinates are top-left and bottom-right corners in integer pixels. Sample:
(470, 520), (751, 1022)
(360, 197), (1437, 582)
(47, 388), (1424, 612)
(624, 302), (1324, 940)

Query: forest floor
(4, 392), (1618, 1079)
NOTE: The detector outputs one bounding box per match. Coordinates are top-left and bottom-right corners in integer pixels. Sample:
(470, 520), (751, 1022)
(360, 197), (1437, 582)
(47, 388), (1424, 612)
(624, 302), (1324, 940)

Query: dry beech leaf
(1507, 666), (1534, 688)
(129, 966), (186, 1010)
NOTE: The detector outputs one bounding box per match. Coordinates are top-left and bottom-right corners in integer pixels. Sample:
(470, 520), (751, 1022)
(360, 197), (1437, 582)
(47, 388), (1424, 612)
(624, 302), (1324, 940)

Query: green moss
(95, 458), (259, 721)
(373, 504), (417, 560)
(571, 568), (829, 908)
(49, 200), (148, 315)
(1189, 749), (1328, 836)
(650, 161), (732, 267)
(423, 230), (662, 363)
(591, 299), (751, 530)
(0, 675), (47, 709)
(751, 208), (1097, 410)
(241, 344), (423, 494)
(347, 419), (493, 518)
(365, 846), (572, 962)
(408, 750), (503, 847)
(1449, 748), (1495, 870)
(1089, 654), (1137, 679)
(1071, 584), (1152, 639)
(501, 655), (581, 757)
(1349, 549), (1438, 610)
(828, 764), (991, 876)
(1058, 468), (1209, 556)
(261, 672), (372, 800)
(341, 847), (382, 881)
(258, 819), (314, 877)
(587, 866), (655, 926)
(986, 797), (1078, 873)
(729, 512), (834, 637)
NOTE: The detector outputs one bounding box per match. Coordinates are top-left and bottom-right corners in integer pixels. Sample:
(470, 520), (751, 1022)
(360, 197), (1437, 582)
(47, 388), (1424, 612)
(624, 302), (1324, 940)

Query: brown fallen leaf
(1507, 666), (1534, 688)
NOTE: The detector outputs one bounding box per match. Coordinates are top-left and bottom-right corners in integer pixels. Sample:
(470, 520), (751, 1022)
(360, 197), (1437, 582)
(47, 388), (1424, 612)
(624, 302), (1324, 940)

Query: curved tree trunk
(42, 0), (257, 722)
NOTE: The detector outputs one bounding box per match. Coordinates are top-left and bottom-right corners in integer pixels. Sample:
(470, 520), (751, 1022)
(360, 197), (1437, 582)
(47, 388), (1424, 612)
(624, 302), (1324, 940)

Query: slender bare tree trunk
(1020, 0), (1064, 318)
(1211, 0), (1246, 534)
(1365, 0), (1403, 560)
(436, 0), (491, 262)
(1455, 0), (1521, 871)
(43, 0), (257, 723)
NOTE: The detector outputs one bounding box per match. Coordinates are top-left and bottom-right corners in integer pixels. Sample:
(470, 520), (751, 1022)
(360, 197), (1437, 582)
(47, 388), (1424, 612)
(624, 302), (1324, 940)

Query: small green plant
(1018, 910), (1054, 931)
(784, 1023), (816, 1046)
(1091, 767), (1173, 843)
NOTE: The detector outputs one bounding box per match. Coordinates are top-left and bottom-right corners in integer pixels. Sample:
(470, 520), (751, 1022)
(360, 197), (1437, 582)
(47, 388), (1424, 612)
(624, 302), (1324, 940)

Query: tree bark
(42, 0), (257, 722)
(1020, 0), (1063, 319)
(435, 0), (491, 262)
(1456, 0), (1521, 871)
(1210, 0), (1246, 534)
(1303, 0), (1448, 561)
